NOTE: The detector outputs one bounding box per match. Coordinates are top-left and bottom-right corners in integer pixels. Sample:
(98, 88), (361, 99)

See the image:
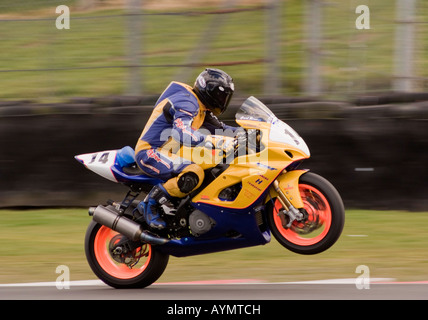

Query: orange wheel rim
(273, 184), (332, 246)
(94, 225), (151, 279)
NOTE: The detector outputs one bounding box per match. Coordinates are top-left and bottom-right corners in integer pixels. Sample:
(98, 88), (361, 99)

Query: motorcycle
(75, 96), (345, 289)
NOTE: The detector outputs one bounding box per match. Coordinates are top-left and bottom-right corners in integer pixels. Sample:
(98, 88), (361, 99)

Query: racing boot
(137, 184), (172, 230)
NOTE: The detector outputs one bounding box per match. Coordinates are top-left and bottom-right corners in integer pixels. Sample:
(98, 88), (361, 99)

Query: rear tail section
(75, 146), (163, 186)
(75, 150), (119, 182)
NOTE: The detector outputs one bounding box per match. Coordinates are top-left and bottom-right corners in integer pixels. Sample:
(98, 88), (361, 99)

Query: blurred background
(0, 0), (426, 99)
(0, 0), (427, 209)
(1, 0), (428, 287)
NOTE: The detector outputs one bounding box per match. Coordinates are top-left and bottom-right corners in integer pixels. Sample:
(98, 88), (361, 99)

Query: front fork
(273, 180), (304, 228)
(269, 170), (308, 228)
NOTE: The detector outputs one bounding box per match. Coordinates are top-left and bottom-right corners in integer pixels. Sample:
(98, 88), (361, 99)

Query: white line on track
(0, 280), (105, 287)
(0, 278), (398, 287)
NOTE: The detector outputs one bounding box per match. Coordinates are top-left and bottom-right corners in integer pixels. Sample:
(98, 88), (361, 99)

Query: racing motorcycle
(75, 96), (345, 289)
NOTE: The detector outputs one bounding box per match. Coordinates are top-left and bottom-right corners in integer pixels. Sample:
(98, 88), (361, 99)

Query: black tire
(85, 221), (169, 289)
(267, 172), (345, 255)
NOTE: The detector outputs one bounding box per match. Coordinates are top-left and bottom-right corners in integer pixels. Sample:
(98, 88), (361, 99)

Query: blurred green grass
(0, 1), (426, 100)
(0, 208), (427, 284)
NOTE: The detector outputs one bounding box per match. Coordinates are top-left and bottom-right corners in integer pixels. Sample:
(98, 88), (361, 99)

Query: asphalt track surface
(1, 280), (428, 300)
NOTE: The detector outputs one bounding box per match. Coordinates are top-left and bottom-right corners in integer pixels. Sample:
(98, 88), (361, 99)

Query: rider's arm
(202, 111), (237, 136)
(170, 102), (206, 147)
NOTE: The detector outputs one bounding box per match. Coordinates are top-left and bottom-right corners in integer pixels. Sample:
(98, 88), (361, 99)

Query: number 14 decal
(89, 152), (110, 164)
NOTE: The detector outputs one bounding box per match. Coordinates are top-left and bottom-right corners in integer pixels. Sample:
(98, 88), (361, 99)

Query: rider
(135, 68), (237, 229)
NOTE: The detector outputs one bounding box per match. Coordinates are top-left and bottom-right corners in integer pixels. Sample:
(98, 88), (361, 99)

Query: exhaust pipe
(89, 205), (169, 245)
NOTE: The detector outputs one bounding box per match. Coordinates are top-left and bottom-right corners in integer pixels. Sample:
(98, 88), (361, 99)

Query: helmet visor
(206, 82), (234, 115)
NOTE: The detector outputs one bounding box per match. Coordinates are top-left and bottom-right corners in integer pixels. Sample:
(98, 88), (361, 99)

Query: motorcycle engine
(189, 210), (215, 236)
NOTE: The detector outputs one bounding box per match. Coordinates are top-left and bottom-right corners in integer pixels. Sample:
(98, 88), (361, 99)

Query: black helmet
(193, 68), (234, 116)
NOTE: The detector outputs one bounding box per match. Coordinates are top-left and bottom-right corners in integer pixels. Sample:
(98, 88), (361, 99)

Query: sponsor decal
(139, 160), (160, 174)
(247, 181), (262, 192)
(285, 184), (293, 190)
(243, 189), (255, 199)
(174, 118), (198, 141)
(146, 149), (171, 169)
(197, 75), (206, 88)
(179, 108), (194, 117)
(258, 174), (269, 181)
(256, 162), (277, 171)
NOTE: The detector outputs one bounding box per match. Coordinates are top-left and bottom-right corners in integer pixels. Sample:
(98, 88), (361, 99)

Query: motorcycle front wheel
(267, 172), (345, 255)
(85, 221), (169, 289)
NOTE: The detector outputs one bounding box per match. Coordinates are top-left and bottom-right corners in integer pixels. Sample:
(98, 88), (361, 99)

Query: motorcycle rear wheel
(85, 221), (169, 289)
(267, 172), (345, 255)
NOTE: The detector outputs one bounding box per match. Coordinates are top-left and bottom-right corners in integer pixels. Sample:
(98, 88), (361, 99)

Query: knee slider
(177, 172), (200, 194)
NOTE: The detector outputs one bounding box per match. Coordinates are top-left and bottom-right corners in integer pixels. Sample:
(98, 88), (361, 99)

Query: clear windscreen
(235, 96), (276, 123)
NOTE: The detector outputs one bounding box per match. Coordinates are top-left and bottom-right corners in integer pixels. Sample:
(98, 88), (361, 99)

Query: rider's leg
(136, 184), (171, 229)
(135, 149), (204, 229)
(162, 165), (204, 198)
